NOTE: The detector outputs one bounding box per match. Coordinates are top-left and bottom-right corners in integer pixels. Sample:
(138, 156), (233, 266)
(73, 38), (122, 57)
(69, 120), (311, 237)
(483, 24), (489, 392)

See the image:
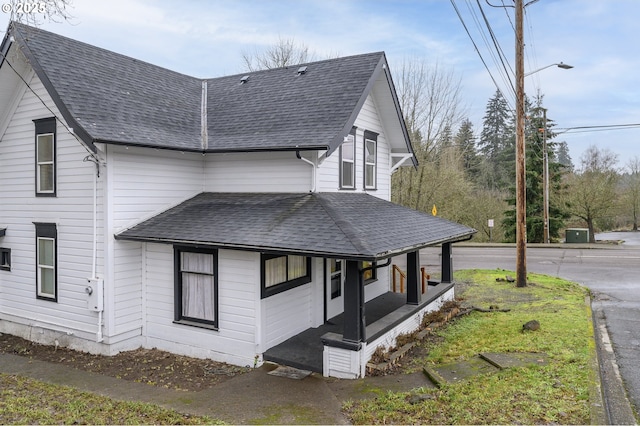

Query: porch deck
(263, 282), (454, 373)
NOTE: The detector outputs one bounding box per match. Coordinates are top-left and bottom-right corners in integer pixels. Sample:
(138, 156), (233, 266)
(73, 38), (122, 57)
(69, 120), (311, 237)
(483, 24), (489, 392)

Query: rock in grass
(495, 275), (516, 283)
(522, 320), (540, 332)
(406, 393), (435, 404)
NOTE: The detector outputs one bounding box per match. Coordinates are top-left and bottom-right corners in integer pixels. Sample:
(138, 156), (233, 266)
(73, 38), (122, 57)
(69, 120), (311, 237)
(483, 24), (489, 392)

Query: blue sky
(1, 0), (638, 168)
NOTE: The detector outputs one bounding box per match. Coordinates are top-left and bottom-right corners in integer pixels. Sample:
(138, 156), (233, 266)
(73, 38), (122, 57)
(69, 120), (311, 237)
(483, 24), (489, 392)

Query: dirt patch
(0, 334), (249, 391)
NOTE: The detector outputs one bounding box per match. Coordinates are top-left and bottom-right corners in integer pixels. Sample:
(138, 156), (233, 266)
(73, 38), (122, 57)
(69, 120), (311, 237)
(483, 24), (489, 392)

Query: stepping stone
(424, 356), (499, 387)
(267, 365), (312, 380)
(480, 352), (548, 369)
(423, 352), (548, 387)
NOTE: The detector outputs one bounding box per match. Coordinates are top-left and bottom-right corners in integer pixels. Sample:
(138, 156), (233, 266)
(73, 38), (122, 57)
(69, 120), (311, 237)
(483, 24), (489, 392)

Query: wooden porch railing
(392, 264), (405, 293)
(392, 265), (431, 294)
(421, 267), (430, 294)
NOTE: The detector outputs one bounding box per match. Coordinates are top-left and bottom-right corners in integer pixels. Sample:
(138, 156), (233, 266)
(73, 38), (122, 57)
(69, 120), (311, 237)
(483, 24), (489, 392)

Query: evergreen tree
(503, 94), (569, 242)
(455, 118), (480, 180)
(477, 90), (513, 190)
(556, 141), (573, 171)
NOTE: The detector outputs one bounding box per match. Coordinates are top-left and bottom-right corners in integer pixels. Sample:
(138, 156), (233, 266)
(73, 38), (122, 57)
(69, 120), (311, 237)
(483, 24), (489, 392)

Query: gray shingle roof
(11, 23), (202, 152)
(115, 192), (476, 260)
(205, 54), (382, 152)
(10, 23), (395, 155)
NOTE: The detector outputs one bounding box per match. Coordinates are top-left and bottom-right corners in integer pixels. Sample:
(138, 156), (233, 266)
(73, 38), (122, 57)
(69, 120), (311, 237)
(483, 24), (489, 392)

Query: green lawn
(0, 374), (219, 425)
(346, 269), (594, 424)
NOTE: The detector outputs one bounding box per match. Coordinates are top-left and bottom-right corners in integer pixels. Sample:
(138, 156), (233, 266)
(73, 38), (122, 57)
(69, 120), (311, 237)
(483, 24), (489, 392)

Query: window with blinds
(174, 247), (218, 329)
(261, 254), (311, 298)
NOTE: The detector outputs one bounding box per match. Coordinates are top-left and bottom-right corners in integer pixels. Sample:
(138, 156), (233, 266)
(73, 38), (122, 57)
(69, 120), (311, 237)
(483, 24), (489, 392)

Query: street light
(529, 64), (574, 245)
(524, 62), (574, 77)
(515, 0), (573, 287)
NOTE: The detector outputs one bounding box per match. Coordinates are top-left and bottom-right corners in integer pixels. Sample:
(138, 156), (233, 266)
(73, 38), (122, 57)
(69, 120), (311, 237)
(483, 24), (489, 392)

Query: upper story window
(340, 127), (356, 189)
(174, 247), (218, 329)
(34, 118), (56, 197)
(35, 222), (57, 301)
(364, 131), (378, 190)
(261, 254), (311, 298)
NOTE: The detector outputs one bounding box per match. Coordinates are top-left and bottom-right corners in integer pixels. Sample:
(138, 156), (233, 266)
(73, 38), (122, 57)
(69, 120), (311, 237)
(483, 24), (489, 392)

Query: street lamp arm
(524, 62), (573, 77)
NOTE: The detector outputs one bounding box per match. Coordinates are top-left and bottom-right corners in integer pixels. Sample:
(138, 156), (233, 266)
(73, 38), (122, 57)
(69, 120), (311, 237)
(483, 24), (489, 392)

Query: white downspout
(296, 151), (317, 192)
(94, 165), (103, 343)
(84, 154), (103, 342)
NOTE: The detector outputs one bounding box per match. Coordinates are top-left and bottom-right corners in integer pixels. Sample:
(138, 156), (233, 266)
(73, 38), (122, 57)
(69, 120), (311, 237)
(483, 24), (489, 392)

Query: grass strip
(0, 373), (220, 425)
(346, 269), (593, 424)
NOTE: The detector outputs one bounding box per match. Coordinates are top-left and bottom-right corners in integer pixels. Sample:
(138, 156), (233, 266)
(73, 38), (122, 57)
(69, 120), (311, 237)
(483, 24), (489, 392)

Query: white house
(0, 22), (475, 378)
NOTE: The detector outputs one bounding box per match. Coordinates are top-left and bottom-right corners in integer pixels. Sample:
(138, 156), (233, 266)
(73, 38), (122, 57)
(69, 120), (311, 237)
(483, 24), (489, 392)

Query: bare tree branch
(241, 36), (315, 71)
(7, 0), (74, 26)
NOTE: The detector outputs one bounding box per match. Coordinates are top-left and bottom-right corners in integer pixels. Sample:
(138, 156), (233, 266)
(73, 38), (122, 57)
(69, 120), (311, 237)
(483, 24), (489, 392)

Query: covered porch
(116, 192), (475, 378)
(263, 281), (454, 373)
(264, 245), (457, 378)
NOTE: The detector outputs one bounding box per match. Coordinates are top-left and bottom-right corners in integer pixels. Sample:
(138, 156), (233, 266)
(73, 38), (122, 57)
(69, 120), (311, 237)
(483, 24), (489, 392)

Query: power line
(476, 0), (515, 94)
(450, 0), (514, 109)
(450, 0), (513, 109)
(464, 0), (514, 101)
(556, 123), (640, 134)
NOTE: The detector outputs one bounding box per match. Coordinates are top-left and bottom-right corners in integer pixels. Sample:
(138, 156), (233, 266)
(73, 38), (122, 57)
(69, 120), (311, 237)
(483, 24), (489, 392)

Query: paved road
(420, 232), (640, 418)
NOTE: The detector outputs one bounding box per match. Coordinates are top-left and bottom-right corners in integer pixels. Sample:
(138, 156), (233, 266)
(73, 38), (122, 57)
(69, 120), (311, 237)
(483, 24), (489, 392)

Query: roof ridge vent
(297, 66), (308, 75)
(240, 75), (249, 84)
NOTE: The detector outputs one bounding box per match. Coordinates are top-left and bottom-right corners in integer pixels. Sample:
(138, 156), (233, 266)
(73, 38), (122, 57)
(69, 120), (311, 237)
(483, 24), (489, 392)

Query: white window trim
(364, 137), (377, 189)
(36, 132), (55, 194)
(37, 236), (56, 299)
(340, 130), (356, 189)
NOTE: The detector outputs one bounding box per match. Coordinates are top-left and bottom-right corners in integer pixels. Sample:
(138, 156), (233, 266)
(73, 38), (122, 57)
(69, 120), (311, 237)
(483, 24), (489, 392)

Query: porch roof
(115, 192), (476, 261)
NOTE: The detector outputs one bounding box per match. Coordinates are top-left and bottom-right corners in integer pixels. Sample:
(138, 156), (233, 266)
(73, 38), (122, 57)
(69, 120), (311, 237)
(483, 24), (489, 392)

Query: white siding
(318, 95), (391, 200)
(365, 265), (391, 303)
(109, 146), (204, 230)
(364, 287), (455, 362)
(142, 244), (259, 366)
(263, 283), (313, 348)
(0, 74), (102, 343)
(106, 146), (205, 340)
(205, 152), (312, 193)
(323, 287), (455, 379)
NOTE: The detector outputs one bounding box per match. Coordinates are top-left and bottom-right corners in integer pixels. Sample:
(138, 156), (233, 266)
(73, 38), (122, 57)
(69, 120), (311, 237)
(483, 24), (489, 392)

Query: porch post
(406, 250), (421, 305)
(343, 260), (365, 343)
(441, 242), (453, 283)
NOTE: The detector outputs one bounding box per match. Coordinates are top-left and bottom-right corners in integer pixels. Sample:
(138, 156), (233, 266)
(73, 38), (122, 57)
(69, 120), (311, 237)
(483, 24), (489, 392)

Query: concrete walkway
(0, 351), (431, 424)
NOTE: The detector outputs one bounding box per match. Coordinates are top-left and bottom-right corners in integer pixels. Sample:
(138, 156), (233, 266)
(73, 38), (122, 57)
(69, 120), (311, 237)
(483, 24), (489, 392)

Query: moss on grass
(0, 374), (219, 425)
(345, 269), (593, 425)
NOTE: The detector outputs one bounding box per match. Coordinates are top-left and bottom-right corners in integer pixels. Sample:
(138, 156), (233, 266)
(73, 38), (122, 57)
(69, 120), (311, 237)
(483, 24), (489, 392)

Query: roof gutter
(114, 228), (477, 263)
(113, 234), (382, 262)
(93, 138), (330, 155)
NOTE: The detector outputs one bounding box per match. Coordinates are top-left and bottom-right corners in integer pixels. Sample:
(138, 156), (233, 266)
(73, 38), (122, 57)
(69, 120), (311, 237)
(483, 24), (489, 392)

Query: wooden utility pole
(515, 0), (527, 287)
